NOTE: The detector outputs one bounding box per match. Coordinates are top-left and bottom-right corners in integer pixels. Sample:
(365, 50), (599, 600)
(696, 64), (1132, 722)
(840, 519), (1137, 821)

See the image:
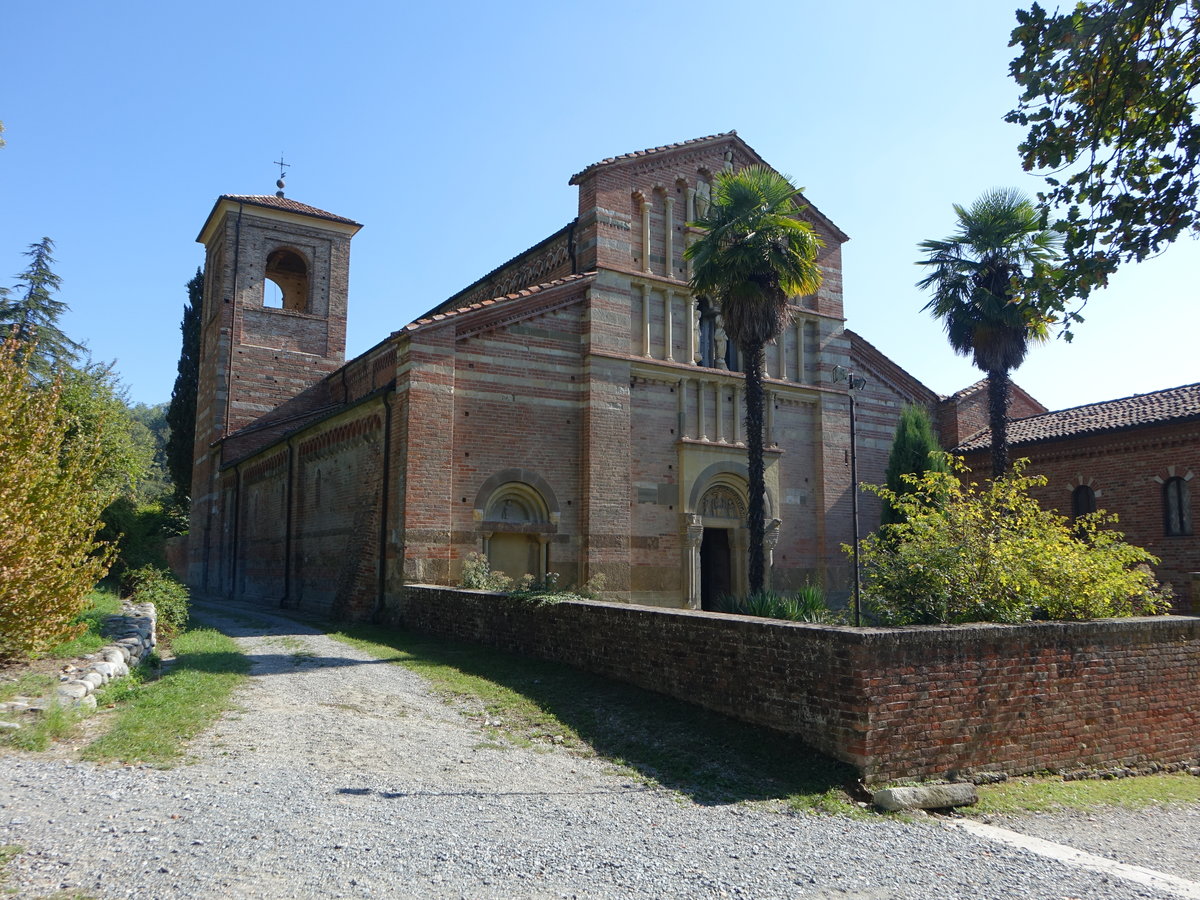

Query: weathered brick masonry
(186, 131), (1196, 622)
(961, 387), (1200, 613)
(397, 585), (1200, 784)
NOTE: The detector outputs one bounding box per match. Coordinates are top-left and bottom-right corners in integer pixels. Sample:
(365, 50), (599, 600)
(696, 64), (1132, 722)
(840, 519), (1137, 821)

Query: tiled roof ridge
(942, 376), (1046, 413)
(569, 131), (737, 183)
(401, 272), (596, 333)
(219, 194), (361, 226)
(1014, 381), (1200, 426)
(945, 378), (989, 402)
(419, 222), (576, 320)
(845, 329), (939, 406)
(956, 381), (1200, 451)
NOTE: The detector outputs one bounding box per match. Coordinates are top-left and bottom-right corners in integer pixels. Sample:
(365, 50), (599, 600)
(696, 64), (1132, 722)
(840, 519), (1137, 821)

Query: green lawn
(974, 772), (1200, 814)
(82, 627), (249, 766)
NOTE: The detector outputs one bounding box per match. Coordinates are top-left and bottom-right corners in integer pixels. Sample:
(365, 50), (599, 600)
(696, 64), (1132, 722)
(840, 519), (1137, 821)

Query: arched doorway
(685, 480), (750, 610)
(474, 473), (559, 584)
(699, 527), (732, 610)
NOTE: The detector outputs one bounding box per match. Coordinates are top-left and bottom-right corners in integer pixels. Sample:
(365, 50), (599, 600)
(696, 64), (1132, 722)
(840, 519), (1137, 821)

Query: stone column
(767, 389), (776, 446)
(764, 518), (781, 586)
(664, 196), (675, 279)
(697, 379), (708, 441)
(795, 318), (805, 383)
(537, 534), (551, 579)
(733, 387), (742, 444)
(716, 382), (724, 443)
(690, 301), (701, 364)
(663, 291), (673, 361)
(677, 378), (688, 439)
(641, 198), (652, 274)
(683, 513), (704, 609)
(641, 283), (652, 357)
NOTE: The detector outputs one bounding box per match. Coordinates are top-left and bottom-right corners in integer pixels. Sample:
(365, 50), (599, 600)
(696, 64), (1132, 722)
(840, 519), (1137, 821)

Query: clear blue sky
(2, 0), (1196, 412)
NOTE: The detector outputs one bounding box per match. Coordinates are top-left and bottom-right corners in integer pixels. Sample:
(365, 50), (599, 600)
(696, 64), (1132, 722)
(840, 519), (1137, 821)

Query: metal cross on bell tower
(274, 154), (290, 198)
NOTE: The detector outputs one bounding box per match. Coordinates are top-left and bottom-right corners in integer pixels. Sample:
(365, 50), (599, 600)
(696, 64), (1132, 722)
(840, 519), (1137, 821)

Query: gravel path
(0, 598), (1196, 899)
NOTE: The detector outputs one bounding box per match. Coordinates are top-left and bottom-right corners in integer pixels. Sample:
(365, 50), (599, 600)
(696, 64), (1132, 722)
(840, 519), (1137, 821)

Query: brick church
(185, 132), (1196, 617)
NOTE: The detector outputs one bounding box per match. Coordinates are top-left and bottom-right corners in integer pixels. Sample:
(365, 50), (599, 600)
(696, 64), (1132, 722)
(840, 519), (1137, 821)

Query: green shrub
(0, 339), (117, 660)
(851, 458), (1171, 625)
(720, 586), (841, 623)
(121, 565), (190, 641)
(459, 553), (514, 592)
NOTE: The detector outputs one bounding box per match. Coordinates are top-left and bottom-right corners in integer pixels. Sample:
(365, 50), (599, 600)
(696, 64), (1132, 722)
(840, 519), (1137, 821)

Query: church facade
(184, 132), (1055, 618)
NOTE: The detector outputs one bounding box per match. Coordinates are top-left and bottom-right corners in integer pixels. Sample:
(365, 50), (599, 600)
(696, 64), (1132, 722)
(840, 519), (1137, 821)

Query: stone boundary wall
(55, 602), (157, 709)
(396, 586), (1200, 784)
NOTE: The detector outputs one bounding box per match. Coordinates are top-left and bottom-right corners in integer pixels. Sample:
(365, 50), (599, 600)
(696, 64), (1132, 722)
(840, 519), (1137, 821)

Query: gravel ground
(985, 806), (1200, 883)
(0, 598), (1196, 899)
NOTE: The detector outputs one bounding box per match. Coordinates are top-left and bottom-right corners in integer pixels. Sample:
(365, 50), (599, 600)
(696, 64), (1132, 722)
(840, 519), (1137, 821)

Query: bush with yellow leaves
(0, 339), (116, 658)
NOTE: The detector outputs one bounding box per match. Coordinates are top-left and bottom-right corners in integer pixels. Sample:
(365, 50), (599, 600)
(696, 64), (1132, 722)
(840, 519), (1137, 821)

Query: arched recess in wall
(264, 247), (310, 311)
(473, 469), (560, 583)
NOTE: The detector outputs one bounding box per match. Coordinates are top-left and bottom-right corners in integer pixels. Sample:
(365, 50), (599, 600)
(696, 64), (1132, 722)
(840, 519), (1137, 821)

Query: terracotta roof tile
(957, 382), (1200, 451)
(569, 132), (736, 183)
(220, 194), (361, 226)
(400, 273), (595, 334)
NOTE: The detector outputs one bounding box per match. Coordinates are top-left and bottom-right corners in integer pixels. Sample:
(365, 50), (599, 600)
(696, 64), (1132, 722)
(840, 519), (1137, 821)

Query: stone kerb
(395, 585), (1200, 785)
(54, 602), (158, 710)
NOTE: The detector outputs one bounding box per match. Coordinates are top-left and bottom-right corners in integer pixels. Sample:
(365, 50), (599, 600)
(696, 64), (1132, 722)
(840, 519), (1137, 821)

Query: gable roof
(218, 194), (361, 225)
(957, 382), (1200, 451)
(400, 272), (595, 335)
(847, 329), (939, 408)
(571, 131), (849, 245)
(568, 131), (739, 184)
(197, 194), (362, 243)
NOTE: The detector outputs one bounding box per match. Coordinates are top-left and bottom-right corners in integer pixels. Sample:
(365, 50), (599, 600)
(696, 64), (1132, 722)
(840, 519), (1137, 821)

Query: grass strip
(82, 627), (249, 766)
(1, 701), (86, 752)
(329, 623), (858, 811)
(974, 773), (1200, 814)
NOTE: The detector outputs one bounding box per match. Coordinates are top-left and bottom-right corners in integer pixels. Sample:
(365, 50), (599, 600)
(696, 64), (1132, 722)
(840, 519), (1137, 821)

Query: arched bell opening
(264, 247), (310, 312)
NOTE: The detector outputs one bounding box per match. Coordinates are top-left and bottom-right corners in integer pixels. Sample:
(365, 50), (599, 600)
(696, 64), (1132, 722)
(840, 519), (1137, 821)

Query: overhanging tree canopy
(1008, 1), (1200, 315)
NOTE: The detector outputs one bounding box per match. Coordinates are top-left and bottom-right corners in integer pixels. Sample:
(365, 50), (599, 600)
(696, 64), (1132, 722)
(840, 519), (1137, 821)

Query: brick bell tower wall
(187, 197), (361, 592)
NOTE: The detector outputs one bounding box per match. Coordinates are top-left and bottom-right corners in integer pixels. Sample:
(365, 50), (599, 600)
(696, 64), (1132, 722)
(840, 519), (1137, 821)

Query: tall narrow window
(1164, 476), (1191, 536)
(1071, 485), (1097, 518)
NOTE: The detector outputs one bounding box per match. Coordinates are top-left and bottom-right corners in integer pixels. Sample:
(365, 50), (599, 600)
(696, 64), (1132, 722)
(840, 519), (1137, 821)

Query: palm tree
(687, 165), (824, 595)
(916, 189), (1060, 476)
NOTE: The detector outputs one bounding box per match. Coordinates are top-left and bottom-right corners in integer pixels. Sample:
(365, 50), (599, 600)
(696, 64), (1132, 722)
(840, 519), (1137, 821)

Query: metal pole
(850, 388), (861, 626)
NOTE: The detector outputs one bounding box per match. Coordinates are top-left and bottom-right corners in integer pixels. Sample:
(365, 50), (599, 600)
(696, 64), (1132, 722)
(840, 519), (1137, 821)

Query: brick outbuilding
(958, 383), (1200, 613)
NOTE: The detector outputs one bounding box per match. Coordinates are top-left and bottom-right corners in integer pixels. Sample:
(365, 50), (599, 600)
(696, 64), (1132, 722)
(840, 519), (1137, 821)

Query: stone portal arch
(682, 464), (780, 610)
(473, 469), (560, 583)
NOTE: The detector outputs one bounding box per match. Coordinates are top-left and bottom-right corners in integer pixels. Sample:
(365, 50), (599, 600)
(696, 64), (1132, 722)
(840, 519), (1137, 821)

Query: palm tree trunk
(987, 370), (1011, 477)
(743, 342), (767, 594)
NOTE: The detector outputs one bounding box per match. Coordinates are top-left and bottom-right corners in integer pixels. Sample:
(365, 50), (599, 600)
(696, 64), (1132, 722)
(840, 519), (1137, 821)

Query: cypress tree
(881, 405), (948, 526)
(165, 268), (203, 507)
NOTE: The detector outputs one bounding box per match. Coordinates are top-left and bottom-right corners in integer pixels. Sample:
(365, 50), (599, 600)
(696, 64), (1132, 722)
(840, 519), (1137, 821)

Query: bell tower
(188, 191), (362, 589)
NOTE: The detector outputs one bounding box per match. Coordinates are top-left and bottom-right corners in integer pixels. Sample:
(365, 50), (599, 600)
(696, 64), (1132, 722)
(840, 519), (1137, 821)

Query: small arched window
(1071, 485), (1097, 518)
(1164, 476), (1191, 536)
(264, 248), (310, 311)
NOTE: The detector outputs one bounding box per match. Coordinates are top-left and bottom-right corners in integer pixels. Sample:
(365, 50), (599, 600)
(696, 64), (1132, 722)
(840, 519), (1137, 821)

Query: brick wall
(964, 420), (1200, 613)
(396, 586), (1200, 784)
(939, 382), (1047, 449)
